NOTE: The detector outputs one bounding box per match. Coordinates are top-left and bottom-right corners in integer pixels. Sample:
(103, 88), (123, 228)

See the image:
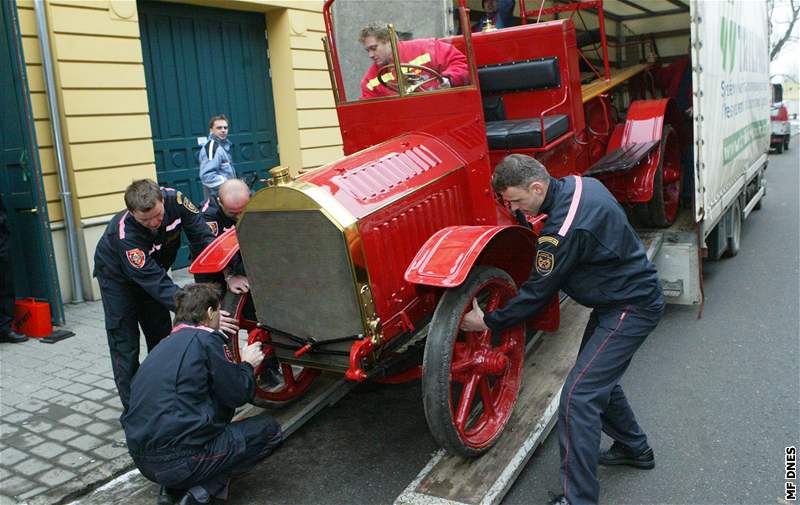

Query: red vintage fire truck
(191, 0), (768, 458)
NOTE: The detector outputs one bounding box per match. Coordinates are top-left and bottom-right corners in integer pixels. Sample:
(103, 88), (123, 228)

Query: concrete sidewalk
(0, 270), (192, 505)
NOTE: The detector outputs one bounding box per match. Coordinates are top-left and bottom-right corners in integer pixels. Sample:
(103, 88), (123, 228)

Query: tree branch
(771, 0), (800, 60)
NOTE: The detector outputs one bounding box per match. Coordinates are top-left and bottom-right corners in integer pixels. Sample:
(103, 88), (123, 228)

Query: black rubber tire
(723, 198), (742, 258)
(631, 126), (680, 228)
(422, 266), (523, 458)
(775, 140), (784, 154)
(785, 135), (790, 151)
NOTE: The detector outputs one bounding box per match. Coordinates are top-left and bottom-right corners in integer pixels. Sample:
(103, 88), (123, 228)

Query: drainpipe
(33, 0), (84, 303)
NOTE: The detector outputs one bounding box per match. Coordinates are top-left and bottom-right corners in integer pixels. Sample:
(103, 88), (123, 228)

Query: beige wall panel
(27, 64), (44, 92)
(70, 139), (155, 171)
(31, 93), (49, 119)
(17, 0), (34, 8)
(291, 49), (328, 70)
(59, 62), (146, 89)
(296, 89), (335, 109)
(66, 115), (152, 143)
(17, 8), (37, 37)
(39, 147), (56, 175)
(35, 119), (53, 148)
(63, 89), (149, 115)
(301, 145), (342, 168)
(293, 70), (331, 89)
(47, 201), (64, 223)
(74, 164), (157, 197)
(290, 34), (324, 51)
(297, 108), (338, 128)
(80, 193), (127, 219)
(42, 173), (61, 202)
(299, 11), (325, 32)
(50, 5), (141, 38)
(55, 34), (143, 63)
(51, 0), (113, 8)
(21, 37), (41, 64)
(299, 127), (341, 149)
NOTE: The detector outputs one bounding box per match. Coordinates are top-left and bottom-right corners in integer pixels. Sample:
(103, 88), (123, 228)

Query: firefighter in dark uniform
(0, 194), (28, 343)
(462, 155), (664, 505)
(122, 283), (282, 505)
(93, 179), (236, 410)
(195, 179), (249, 292)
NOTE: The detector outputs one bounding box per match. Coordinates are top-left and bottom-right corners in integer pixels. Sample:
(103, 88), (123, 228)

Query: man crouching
(122, 283), (282, 505)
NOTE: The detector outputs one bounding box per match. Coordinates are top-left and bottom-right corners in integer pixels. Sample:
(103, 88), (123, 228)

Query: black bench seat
(485, 115), (570, 150)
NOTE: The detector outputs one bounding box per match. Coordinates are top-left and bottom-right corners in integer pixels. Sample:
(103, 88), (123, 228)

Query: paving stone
(59, 413), (92, 427)
(81, 389), (113, 402)
(56, 451), (92, 469)
(17, 485), (47, 501)
(2, 411), (32, 424)
(84, 422), (114, 437)
(73, 400), (105, 415)
(0, 446), (27, 465)
(42, 377), (71, 390)
(2, 430), (44, 449)
(14, 456), (53, 477)
(0, 494), (18, 505)
(61, 382), (93, 396)
(1, 392), (27, 407)
(30, 441), (68, 458)
(95, 378), (117, 391)
(95, 407), (122, 422)
(63, 359), (93, 371)
(20, 419), (53, 434)
(103, 396), (123, 410)
(51, 392), (83, 407)
(0, 467), (10, 480)
(36, 467), (76, 487)
(92, 443), (129, 460)
(44, 426), (80, 443)
(0, 475), (35, 496)
(66, 434), (104, 451)
(72, 373), (105, 386)
(31, 388), (61, 402)
(52, 368), (81, 379)
(14, 399), (48, 413)
(0, 425), (19, 440)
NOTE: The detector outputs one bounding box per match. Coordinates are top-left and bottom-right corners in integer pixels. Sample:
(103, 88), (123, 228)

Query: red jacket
(360, 38), (469, 99)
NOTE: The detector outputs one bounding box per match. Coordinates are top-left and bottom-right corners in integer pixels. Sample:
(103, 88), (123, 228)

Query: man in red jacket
(359, 23), (469, 99)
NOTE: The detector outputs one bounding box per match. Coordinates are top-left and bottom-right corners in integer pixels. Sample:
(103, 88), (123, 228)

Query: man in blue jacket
(123, 283), (281, 505)
(462, 155), (664, 505)
(199, 115), (236, 197)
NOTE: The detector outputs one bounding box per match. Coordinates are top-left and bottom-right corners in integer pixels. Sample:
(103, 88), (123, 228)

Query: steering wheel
(377, 63), (444, 93)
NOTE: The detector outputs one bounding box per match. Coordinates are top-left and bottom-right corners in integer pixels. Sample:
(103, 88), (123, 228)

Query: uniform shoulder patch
(535, 250), (555, 276)
(183, 198), (199, 214)
(126, 248), (146, 269)
(222, 343), (235, 363)
(207, 221), (219, 236)
(537, 235), (560, 247)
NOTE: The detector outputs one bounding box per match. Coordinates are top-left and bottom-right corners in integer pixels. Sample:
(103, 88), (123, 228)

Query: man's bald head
(217, 179), (250, 220)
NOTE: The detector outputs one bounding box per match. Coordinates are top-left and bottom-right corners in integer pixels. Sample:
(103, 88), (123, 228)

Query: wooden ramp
(581, 63), (650, 103)
(394, 300), (591, 505)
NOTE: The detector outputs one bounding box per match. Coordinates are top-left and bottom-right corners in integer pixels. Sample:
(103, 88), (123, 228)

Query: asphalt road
(104, 148), (799, 505)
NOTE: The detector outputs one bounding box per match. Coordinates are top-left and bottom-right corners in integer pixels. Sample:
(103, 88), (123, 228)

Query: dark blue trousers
(134, 413), (282, 501)
(97, 276), (173, 410)
(559, 293), (665, 505)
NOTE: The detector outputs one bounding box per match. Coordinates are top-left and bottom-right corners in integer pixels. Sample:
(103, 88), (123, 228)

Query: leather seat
(485, 115), (570, 150)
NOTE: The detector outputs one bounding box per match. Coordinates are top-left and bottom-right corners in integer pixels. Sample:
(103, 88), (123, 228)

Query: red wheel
(222, 291), (320, 407)
(422, 266), (525, 458)
(633, 125), (682, 227)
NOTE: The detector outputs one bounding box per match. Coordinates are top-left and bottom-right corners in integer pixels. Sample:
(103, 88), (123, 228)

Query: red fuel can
(13, 298), (53, 338)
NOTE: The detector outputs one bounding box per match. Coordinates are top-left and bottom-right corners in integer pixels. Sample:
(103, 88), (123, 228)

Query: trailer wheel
(723, 198), (742, 258)
(784, 135), (790, 151)
(422, 266), (524, 458)
(222, 291), (320, 407)
(775, 140), (784, 154)
(635, 125), (682, 228)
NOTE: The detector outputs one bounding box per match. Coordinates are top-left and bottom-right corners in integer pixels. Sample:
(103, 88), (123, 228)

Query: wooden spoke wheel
(633, 125), (682, 228)
(222, 291), (320, 407)
(422, 266), (525, 458)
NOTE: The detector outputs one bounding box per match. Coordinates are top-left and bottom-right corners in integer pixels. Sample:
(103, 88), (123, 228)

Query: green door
(1, 1), (63, 323)
(138, 1), (279, 268)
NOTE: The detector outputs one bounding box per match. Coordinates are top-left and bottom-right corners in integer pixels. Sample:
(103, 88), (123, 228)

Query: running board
(394, 300), (590, 505)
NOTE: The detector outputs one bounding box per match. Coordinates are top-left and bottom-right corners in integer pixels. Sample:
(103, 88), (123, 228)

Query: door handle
(19, 150), (30, 183)
(19, 208), (38, 214)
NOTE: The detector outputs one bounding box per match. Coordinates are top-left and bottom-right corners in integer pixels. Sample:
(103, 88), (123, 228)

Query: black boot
(156, 486), (180, 505)
(546, 493), (570, 505)
(598, 441), (655, 469)
(0, 330), (27, 343)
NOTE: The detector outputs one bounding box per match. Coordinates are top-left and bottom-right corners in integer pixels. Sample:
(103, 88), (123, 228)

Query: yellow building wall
(16, 0), (342, 301)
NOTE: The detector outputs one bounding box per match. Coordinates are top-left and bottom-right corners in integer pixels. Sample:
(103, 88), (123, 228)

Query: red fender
(599, 98), (681, 203)
(404, 225), (537, 289)
(189, 227), (240, 274)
